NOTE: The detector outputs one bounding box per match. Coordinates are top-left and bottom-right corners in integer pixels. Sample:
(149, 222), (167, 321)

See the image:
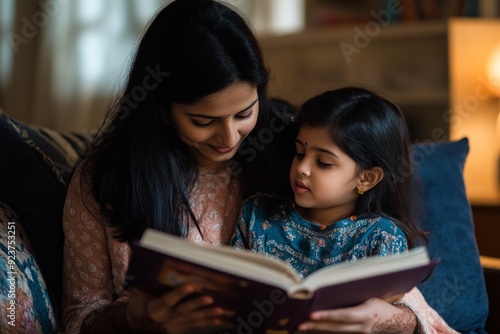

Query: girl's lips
(208, 144), (234, 153)
(295, 180), (309, 194)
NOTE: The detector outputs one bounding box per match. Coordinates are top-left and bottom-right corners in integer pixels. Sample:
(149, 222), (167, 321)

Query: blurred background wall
(0, 0), (168, 131)
(0, 0), (305, 131)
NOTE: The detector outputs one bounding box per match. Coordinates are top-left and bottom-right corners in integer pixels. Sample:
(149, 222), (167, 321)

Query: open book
(125, 228), (438, 333)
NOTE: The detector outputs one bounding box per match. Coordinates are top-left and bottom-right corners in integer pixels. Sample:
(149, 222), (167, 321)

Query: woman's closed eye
(192, 119), (214, 128)
(191, 109), (254, 128)
(234, 109), (254, 120)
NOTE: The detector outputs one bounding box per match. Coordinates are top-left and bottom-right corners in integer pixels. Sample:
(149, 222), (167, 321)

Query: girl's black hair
(298, 87), (425, 247)
(81, 0), (269, 243)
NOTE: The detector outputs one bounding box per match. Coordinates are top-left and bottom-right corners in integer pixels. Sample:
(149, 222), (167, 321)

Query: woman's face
(170, 81), (259, 171)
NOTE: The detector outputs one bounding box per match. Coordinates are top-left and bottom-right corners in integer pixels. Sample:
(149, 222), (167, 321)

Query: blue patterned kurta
(231, 194), (408, 279)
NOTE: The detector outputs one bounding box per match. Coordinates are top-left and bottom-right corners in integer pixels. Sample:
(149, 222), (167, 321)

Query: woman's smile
(208, 144), (235, 154)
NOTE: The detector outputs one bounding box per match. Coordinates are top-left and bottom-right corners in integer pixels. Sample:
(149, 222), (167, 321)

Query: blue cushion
(0, 202), (57, 332)
(414, 138), (488, 333)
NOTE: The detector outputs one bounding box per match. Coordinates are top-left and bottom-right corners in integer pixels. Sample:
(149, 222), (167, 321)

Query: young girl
(232, 87), (457, 333)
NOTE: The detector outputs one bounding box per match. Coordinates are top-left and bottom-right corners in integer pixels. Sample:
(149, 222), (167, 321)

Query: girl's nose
(296, 160), (311, 177)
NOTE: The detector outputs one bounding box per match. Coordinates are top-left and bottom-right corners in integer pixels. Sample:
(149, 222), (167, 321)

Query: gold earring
(357, 188), (365, 195)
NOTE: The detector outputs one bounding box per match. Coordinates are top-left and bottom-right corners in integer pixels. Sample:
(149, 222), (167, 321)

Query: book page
(299, 246), (430, 292)
(141, 229), (301, 291)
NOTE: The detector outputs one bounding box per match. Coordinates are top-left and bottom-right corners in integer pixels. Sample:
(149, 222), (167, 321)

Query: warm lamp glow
(498, 111), (500, 139)
(487, 46), (500, 97)
(449, 19), (500, 202)
(487, 46), (500, 148)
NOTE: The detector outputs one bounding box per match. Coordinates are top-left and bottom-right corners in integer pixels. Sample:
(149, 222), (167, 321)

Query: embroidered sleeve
(396, 288), (459, 334)
(62, 166), (130, 334)
(367, 218), (408, 256)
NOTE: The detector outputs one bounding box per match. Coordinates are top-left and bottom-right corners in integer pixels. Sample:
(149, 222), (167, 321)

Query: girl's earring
(163, 117), (170, 126)
(357, 188), (365, 195)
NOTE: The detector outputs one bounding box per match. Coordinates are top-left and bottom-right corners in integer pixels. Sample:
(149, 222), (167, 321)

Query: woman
(62, 1), (455, 333)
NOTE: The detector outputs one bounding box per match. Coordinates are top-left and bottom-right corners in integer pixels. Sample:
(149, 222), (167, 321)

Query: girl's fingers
(298, 320), (366, 333)
(309, 298), (382, 322)
(298, 298), (416, 334)
(298, 307), (368, 333)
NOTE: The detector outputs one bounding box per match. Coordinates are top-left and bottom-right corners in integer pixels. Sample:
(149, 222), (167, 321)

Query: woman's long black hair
(81, 0), (270, 243)
(298, 87), (425, 247)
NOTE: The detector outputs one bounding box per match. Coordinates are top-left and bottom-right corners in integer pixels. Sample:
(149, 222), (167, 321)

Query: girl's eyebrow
(295, 138), (339, 158)
(186, 98), (259, 119)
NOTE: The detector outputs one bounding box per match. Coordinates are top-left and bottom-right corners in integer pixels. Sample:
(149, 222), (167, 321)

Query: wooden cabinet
(260, 21), (450, 142)
(472, 204), (500, 258)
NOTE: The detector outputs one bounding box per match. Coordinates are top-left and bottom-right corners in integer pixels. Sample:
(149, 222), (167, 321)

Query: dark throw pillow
(414, 138), (488, 334)
(0, 109), (93, 322)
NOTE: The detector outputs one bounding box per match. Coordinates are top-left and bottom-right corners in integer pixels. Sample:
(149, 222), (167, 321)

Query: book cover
(125, 229), (438, 333)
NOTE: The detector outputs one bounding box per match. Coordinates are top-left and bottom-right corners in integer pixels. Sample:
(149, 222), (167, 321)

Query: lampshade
(449, 18), (500, 202)
(487, 46), (500, 97)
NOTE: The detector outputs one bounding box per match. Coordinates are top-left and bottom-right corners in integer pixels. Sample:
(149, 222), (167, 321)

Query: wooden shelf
(386, 90), (449, 106)
(260, 21), (450, 142)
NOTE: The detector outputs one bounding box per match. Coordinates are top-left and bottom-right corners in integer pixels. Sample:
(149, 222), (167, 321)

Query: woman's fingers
(172, 292), (235, 316)
(148, 284), (199, 315)
(173, 308), (235, 333)
(168, 295), (236, 331)
(155, 303), (235, 333)
(130, 284), (236, 333)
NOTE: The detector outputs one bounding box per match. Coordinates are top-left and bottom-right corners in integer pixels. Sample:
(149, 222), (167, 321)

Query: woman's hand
(297, 298), (417, 334)
(126, 284), (235, 333)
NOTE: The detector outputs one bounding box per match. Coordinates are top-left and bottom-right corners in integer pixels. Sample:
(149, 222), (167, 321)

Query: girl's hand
(126, 284), (235, 333)
(297, 298), (417, 334)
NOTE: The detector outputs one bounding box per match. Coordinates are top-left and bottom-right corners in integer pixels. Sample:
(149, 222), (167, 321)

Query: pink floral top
(62, 166), (457, 334)
(62, 166), (241, 333)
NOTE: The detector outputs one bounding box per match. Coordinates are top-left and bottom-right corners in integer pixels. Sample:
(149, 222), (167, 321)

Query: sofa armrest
(481, 256), (500, 334)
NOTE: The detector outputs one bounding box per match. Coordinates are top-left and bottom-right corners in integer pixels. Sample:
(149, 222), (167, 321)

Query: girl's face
(170, 81), (259, 171)
(290, 126), (360, 223)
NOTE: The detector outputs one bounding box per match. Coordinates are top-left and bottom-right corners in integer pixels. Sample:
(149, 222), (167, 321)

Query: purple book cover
(264, 260), (439, 333)
(126, 243), (438, 333)
(125, 244), (292, 332)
